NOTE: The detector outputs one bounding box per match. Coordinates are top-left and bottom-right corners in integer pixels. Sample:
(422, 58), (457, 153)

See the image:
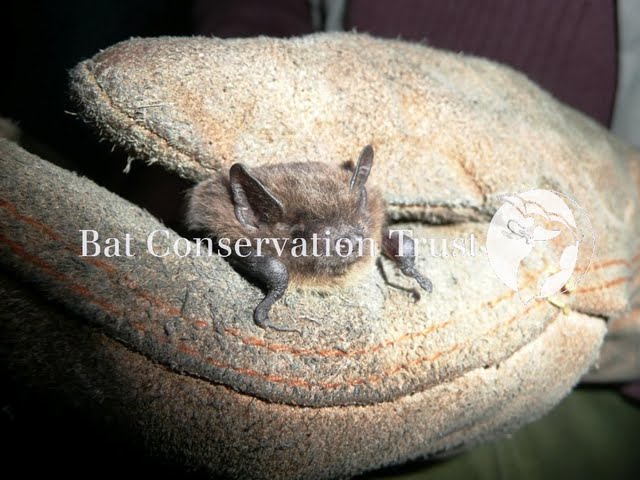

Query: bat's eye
(290, 224), (306, 239)
(336, 239), (350, 255)
(336, 234), (364, 256)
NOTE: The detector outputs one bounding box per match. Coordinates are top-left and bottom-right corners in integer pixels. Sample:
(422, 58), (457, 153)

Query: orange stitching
(131, 320), (146, 332)
(2, 192), (532, 359)
(577, 259), (628, 272)
(222, 259), (634, 353)
(0, 228), (551, 390)
(0, 199), (61, 241)
(570, 253), (639, 295)
(575, 252), (640, 273)
(0, 197), (523, 361)
(572, 277), (629, 295)
(0, 232), (121, 316)
(223, 320), (454, 358)
(0, 197), (627, 392)
(221, 290), (521, 358)
(0, 198), (183, 317)
(0, 198), (118, 275)
(192, 302), (547, 390)
(0, 197), (636, 360)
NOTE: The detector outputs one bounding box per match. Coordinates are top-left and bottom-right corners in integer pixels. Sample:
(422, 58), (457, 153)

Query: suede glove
(1, 33), (638, 480)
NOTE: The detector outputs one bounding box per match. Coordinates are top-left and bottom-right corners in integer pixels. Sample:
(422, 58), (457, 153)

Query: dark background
(1, 0), (619, 233)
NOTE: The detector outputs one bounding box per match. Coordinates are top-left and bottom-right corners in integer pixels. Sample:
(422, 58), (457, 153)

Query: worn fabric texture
(70, 33), (640, 377)
(0, 141), (608, 478)
(0, 32), (638, 479)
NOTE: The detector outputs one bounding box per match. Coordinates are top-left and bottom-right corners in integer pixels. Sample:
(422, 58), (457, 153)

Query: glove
(1, 33), (638, 480)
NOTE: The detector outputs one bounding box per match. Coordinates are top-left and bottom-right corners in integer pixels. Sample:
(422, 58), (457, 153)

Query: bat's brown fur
(187, 160), (385, 286)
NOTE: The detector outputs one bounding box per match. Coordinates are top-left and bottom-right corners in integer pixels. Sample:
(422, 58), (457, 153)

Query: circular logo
(486, 189), (595, 304)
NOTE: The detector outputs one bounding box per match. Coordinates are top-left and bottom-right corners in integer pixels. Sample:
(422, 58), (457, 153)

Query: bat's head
(229, 145), (384, 277)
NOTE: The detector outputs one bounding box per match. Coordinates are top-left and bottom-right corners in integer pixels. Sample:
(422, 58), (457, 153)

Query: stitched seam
(80, 61), (210, 174)
(0, 197), (634, 359)
(0, 199), (181, 317)
(0, 227), (554, 389)
(0, 209), (625, 391)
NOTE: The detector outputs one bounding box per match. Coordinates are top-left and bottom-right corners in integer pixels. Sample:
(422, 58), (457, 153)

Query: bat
(186, 145), (432, 332)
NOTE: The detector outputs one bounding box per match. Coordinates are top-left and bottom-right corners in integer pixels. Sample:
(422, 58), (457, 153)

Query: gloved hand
(1, 33), (638, 480)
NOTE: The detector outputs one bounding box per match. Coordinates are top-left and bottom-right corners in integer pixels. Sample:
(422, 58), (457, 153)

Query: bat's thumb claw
(253, 306), (269, 329)
(418, 276), (433, 293)
(254, 306), (302, 335)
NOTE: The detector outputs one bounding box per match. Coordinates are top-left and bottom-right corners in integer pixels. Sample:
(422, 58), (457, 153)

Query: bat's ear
(349, 145), (374, 191)
(229, 164), (284, 229)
